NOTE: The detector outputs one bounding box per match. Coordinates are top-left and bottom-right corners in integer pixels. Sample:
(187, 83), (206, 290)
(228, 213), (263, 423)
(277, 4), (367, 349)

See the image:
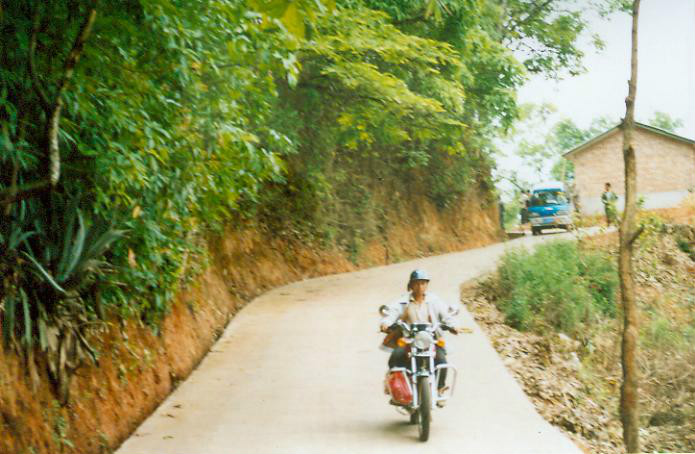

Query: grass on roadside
(479, 223), (695, 453)
(482, 240), (618, 336)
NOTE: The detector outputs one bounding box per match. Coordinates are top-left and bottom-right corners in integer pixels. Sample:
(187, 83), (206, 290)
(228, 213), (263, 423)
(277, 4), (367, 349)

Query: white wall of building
(579, 190), (692, 215)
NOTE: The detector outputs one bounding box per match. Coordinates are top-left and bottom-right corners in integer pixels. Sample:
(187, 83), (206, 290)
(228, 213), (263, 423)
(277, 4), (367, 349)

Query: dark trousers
(388, 346), (448, 389)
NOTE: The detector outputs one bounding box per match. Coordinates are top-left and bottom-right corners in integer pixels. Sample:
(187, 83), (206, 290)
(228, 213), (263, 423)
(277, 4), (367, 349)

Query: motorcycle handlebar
(389, 321), (455, 334)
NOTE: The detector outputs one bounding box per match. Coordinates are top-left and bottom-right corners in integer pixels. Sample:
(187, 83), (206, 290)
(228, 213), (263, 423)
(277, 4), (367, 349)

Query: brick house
(564, 122), (695, 214)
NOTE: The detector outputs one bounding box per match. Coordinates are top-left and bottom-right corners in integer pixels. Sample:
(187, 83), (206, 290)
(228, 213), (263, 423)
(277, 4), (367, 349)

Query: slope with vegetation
(466, 206), (695, 453)
(2, 1), (606, 452)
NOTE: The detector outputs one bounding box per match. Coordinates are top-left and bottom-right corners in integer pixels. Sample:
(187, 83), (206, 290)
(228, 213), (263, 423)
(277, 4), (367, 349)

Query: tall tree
(619, 0), (641, 452)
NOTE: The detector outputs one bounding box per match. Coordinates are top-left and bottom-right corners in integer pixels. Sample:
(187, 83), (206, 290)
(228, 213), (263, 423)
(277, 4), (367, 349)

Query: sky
(495, 0), (695, 196)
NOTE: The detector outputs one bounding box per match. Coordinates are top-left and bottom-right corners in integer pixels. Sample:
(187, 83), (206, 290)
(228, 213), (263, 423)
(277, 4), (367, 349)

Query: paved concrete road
(117, 231), (588, 454)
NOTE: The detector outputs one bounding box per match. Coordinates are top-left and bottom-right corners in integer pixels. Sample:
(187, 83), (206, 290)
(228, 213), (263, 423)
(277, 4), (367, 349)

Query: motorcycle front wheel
(417, 376), (431, 441)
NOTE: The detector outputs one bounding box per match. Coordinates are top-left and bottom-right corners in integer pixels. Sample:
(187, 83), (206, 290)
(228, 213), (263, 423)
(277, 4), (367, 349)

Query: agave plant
(22, 207), (124, 297)
(1, 200), (124, 403)
(1, 199), (37, 349)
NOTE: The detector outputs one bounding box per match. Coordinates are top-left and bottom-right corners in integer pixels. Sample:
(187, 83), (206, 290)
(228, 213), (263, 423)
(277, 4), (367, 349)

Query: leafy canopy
(1, 0), (599, 401)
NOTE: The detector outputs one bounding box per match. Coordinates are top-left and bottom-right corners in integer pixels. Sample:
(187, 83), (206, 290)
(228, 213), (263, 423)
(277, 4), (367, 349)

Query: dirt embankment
(1, 192), (501, 454)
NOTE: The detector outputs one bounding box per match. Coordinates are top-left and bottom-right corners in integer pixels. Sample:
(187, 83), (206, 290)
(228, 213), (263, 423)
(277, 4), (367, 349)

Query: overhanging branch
(627, 225), (644, 246)
(515, 0), (555, 28)
(0, 180), (51, 206)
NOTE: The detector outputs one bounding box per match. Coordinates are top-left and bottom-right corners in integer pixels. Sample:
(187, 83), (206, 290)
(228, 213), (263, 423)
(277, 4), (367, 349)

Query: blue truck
(528, 181), (574, 235)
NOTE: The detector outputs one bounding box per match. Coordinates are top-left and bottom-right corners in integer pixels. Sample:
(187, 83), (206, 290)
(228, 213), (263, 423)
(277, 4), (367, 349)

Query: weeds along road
(116, 230), (597, 454)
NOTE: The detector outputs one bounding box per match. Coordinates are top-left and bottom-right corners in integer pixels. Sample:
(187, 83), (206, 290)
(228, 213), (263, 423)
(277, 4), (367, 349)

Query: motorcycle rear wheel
(417, 376), (431, 441)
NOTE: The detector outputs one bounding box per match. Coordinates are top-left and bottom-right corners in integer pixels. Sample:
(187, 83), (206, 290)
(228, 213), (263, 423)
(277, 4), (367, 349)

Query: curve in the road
(117, 231), (591, 454)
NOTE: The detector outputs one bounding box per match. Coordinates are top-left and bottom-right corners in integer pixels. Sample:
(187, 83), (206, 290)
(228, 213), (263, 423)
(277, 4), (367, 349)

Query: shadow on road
(378, 419), (420, 442)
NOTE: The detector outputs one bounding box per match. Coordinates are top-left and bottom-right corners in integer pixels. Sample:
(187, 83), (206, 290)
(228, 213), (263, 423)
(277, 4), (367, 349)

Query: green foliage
(596, 0), (636, 16)
(1, 0), (595, 403)
(635, 213), (666, 250)
(647, 111), (684, 133)
(487, 241), (618, 334)
(22, 205), (124, 297)
(2, 0), (301, 325)
(1, 197), (123, 402)
(513, 103), (559, 178)
(579, 249), (619, 317)
(250, 0), (336, 39)
(298, 7), (470, 150)
(262, 0), (532, 243)
(550, 159), (575, 183)
(364, 0), (595, 79)
(502, 189), (522, 229)
(676, 238), (693, 257)
(510, 111), (616, 182)
(643, 316), (680, 349)
(552, 117), (616, 152)
(46, 400), (74, 450)
(513, 109), (686, 186)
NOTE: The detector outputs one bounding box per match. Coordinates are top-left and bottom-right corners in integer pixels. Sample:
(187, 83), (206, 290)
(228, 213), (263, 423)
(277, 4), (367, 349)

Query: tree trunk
(619, 1), (641, 452)
(2, 5), (97, 204)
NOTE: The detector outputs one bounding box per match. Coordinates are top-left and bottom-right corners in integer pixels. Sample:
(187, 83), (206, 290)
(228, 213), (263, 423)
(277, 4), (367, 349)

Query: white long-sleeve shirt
(380, 291), (460, 332)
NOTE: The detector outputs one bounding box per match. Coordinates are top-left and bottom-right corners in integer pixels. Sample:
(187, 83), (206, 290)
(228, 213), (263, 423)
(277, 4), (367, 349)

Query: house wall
(568, 128), (695, 214)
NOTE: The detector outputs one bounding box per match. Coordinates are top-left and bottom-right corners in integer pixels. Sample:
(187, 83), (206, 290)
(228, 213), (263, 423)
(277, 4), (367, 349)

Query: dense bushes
(485, 241), (618, 334)
(1, 0), (596, 403)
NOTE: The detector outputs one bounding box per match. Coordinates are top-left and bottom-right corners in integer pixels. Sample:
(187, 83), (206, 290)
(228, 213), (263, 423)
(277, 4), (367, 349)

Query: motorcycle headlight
(413, 331), (434, 350)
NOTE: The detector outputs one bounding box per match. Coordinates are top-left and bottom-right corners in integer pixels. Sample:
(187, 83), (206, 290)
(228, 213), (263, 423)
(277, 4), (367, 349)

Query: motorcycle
(381, 318), (458, 442)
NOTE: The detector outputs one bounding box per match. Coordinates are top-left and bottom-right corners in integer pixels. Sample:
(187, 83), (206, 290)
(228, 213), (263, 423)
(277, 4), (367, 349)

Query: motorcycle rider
(380, 269), (465, 400)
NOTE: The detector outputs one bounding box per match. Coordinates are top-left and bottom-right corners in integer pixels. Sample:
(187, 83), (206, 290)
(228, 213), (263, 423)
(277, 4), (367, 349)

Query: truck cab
(528, 181), (574, 235)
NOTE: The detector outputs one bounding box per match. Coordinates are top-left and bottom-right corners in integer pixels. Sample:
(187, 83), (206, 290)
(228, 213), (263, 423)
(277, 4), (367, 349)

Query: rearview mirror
(379, 304), (389, 316)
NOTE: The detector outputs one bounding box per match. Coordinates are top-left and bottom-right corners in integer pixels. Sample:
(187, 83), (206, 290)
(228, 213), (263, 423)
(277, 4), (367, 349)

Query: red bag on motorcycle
(386, 370), (412, 405)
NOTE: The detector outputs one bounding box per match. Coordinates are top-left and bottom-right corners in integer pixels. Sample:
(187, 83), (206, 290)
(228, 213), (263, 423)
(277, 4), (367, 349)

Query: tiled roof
(563, 122), (695, 158)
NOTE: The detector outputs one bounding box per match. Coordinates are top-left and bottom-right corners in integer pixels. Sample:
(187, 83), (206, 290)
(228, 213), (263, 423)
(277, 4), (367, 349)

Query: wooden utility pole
(619, 1), (641, 452)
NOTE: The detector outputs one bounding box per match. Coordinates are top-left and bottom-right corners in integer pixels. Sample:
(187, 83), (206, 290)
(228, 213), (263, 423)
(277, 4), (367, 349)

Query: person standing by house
(601, 182), (618, 226)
